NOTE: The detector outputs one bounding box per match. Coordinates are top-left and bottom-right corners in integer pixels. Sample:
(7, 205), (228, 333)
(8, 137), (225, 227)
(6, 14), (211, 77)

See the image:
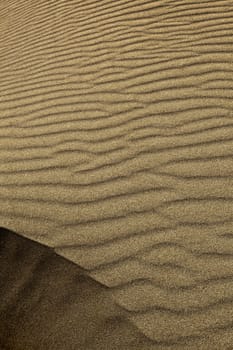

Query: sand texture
(0, 0), (233, 348)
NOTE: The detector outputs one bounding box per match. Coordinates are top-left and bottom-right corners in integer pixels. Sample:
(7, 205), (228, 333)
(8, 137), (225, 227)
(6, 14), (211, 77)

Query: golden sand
(0, 0), (233, 348)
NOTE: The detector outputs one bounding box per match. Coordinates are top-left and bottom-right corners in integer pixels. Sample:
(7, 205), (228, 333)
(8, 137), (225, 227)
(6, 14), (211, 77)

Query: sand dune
(0, 0), (233, 348)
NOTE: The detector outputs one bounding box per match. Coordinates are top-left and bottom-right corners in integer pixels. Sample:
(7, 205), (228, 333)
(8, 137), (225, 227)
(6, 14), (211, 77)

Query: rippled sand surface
(0, 0), (233, 348)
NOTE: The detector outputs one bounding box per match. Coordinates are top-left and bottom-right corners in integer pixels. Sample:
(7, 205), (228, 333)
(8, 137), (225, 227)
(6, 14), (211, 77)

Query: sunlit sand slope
(0, 0), (233, 348)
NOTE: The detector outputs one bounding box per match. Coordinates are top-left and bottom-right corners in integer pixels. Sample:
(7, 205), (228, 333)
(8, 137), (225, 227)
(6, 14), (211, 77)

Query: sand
(0, 227), (155, 349)
(0, 0), (233, 348)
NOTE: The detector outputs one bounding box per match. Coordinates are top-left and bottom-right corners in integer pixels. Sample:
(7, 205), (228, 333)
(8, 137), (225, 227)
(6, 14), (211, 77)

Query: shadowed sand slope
(0, 0), (233, 348)
(0, 227), (153, 350)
